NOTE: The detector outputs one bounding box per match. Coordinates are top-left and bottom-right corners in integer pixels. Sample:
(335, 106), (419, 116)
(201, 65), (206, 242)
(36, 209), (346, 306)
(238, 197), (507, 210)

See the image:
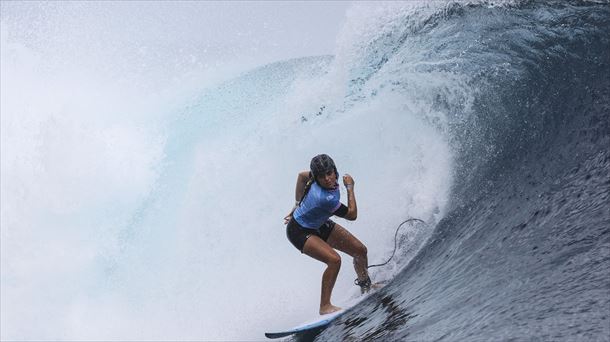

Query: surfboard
(265, 281), (386, 339)
(264, 309), (345, 339)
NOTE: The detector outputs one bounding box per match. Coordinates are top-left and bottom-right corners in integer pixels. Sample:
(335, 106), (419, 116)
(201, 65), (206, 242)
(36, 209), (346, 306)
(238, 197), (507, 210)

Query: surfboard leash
(367, 218), (425, 269)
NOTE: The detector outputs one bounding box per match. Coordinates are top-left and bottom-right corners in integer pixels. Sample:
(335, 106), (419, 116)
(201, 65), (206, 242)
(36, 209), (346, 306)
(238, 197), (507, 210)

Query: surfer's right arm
(284, 171), (310, 224)
(294, 170), (310, 202)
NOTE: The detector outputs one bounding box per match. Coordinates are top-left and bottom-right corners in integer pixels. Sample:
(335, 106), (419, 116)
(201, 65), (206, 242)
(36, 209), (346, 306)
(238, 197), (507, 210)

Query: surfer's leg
(302, 235), (342, 315)
(326, 223), (369, 284)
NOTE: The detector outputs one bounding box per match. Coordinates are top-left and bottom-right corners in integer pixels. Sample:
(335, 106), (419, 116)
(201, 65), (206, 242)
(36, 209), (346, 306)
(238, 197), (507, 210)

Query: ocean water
(1, 1), (608, 341)
(315, 1), (610, 341)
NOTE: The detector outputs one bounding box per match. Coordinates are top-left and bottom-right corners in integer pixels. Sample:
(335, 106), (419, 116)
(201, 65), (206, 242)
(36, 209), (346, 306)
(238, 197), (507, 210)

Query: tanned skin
(284, 170), (369, 315)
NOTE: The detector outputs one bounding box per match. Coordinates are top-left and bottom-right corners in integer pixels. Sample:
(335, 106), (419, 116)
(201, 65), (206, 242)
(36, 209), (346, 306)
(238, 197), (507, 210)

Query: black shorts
(286, 217), (336, 253)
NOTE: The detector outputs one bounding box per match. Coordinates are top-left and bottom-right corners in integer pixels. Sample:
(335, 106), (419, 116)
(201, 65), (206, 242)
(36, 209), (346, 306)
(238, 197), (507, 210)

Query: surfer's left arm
(343, 174), (357, 220)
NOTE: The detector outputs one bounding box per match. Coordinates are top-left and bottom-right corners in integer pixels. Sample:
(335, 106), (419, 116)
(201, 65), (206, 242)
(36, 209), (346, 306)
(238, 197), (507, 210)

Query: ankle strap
(354, 275), (371, 289)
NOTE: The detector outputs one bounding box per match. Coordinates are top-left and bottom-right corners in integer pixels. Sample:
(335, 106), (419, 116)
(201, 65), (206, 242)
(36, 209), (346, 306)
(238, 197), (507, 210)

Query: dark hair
(299, 172), (315, 205)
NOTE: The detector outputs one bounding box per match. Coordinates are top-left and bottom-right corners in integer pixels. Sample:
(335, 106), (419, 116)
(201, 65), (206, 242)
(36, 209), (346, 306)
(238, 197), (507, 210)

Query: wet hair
(299, 173), (315, 205)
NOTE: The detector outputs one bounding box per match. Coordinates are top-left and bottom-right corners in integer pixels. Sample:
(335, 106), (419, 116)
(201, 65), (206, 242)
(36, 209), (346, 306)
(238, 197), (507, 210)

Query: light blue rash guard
(293, 182), (341, 229)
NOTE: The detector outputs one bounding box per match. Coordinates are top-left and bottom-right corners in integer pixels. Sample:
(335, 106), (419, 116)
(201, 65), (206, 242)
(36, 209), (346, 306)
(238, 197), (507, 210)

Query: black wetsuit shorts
(286, 217), (336, 253)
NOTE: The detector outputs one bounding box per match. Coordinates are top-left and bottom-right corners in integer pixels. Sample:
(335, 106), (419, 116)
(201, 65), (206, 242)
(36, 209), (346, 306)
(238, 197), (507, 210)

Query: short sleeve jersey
(293, 182), (342, 229)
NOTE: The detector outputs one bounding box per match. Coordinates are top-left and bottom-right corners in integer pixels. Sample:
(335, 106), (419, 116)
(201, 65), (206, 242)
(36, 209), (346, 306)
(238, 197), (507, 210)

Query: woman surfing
(284, 154), (372, 315)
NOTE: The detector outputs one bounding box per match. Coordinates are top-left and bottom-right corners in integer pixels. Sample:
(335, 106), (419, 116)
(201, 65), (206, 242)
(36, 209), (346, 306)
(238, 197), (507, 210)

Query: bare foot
(319, 304), (342, 315)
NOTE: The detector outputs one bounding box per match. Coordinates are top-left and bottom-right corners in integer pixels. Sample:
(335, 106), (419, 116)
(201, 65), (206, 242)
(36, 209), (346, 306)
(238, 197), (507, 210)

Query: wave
(1, 1), (608, 341)
(317, 1), (610, 340)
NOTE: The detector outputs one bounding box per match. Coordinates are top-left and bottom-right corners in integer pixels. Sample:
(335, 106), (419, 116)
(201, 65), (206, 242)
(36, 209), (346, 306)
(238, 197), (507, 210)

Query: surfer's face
(317, 170), (337, 189)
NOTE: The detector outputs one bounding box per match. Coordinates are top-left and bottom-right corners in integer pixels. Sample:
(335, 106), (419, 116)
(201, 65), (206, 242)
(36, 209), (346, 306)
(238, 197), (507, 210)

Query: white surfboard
(265, 281), (386, 339)
(264, 309), (345, 339)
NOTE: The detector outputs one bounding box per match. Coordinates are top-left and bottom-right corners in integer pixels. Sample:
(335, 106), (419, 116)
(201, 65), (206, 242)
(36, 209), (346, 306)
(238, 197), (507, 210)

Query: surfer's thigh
(303, 235), (341, 265)
(326, 223), (367, 258)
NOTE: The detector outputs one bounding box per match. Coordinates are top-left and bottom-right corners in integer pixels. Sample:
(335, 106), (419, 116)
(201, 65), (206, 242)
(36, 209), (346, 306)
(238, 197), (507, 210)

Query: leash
(367, 218), (425, 269)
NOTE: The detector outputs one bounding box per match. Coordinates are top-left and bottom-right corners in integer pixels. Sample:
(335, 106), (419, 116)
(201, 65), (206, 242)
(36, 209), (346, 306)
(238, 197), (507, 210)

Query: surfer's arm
(343, 174), (357, 220)
(294, 171), (310, 203)
(284, 171), (310, 224)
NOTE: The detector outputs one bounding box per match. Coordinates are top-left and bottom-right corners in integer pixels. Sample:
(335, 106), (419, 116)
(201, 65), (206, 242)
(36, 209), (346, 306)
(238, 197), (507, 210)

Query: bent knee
(327, 253), (341, 267)
(355, 243), (367, 258)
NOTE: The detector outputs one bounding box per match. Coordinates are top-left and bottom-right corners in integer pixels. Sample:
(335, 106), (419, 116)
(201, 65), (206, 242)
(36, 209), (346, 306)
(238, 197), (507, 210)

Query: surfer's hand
(343, 174), (355, 189)
(284, 204), (297, 224)
(284, 201), (300, 224)
(284, 213), (292, 225)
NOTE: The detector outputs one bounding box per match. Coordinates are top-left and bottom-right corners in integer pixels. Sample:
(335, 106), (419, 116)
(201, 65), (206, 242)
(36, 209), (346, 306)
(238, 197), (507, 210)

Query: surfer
(284, 154), (372, 315)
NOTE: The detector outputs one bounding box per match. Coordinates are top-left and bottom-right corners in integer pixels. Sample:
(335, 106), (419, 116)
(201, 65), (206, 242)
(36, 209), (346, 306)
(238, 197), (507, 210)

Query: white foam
(2, 2), (454, 341)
